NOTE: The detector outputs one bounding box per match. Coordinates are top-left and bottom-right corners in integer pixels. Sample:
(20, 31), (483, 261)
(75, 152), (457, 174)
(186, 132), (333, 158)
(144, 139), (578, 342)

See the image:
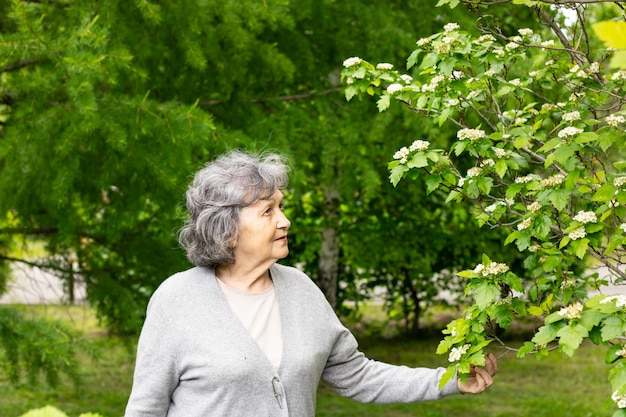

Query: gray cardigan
(125, 264), (459, 417)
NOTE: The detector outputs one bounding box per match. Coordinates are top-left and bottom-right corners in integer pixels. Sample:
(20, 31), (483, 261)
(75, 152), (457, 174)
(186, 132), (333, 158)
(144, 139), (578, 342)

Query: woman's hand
(457, 353), (498, 394)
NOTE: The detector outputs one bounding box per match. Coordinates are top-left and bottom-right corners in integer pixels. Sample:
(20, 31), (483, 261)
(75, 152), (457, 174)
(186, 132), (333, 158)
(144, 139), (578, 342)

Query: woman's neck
(215, 263), (273, 293)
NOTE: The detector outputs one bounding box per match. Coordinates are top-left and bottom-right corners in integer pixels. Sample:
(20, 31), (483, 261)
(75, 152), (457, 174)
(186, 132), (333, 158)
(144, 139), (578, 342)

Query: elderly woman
(125, 150), (497, 417)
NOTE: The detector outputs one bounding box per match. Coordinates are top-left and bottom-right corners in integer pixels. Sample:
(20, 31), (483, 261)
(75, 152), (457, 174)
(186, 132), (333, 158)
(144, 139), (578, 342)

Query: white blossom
(409, 140), (430, 151)
(467, 167), (482, 177)
(515, 174), (542, 184)
(343, 57), (362, 68)
(509, 78), (522, 87)
(485, 202), (500, 213)
(562, 111), (581, 122)
(458, 177), (466, 187)
(473, 261), (509, 276)
(457, 128), (486, 141)
(590, 62), (600, 73)
(541, 174), (565, 187)
(611, 70), (626, 81)
(527, 202), (542, 213)
(443, 22), (460, 33)
(572, 210), (597, 224)
(400, 74), (413, 84)
(475, 34), (495, 43)
(435, 43), (451, 54)
(620, 223), (626, 233)
(518, 28), (534, 37)
(558, 126), (583, 138)
(447, 98), (460, 106)
(505, 42), (521, 50)
(606, 114), (625, 127)
(567, 227), (586, 240)
(448, 344), (470, 362)
(601, 294), (626, 308)
(393, 147), (410, 163)
(480, 158), (495, 167)
(421, 75), (446, 92)
(541, 40), (555, 47)
(612, 391), (626, 409)
(542, 103), (557, 111)
(615, 177), (626, 188)
(387, 83), (404, 94)
(417, 38), (430, 47)
(493, 148), (506, 158)
(376, 63), (394, 70)
(558, 302), (583, 319)
(517, 218), (532, 230)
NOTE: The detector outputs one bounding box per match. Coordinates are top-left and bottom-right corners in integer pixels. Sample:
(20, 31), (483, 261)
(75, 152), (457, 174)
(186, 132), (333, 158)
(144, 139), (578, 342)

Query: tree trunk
(318, 185), (340, 309)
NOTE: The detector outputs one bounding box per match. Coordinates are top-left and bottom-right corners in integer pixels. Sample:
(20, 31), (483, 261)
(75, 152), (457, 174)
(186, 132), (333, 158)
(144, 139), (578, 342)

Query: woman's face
(233, 190), (291, 267)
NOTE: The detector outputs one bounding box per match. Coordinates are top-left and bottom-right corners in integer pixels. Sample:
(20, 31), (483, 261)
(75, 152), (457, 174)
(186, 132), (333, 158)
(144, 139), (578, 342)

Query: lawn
(0, 304), (616, 417)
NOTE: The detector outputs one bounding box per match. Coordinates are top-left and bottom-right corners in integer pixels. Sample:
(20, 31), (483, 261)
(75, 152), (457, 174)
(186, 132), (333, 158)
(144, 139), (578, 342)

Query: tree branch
(198, 88), (342, 106)
(1, 58), (38, 73)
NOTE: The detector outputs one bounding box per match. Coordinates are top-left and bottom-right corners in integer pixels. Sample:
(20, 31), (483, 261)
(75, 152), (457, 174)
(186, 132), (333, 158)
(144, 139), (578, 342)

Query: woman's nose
(278, 211), (291, 229)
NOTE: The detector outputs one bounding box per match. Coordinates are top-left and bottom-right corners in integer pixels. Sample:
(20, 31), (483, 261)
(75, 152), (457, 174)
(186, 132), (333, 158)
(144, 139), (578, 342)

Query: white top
(216, 278), (283, 370)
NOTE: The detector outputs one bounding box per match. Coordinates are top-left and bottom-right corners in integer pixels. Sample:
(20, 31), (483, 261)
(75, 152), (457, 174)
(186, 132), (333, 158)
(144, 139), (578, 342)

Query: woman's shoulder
(149, 266), (216, 303)
(271, 263), (325, 295)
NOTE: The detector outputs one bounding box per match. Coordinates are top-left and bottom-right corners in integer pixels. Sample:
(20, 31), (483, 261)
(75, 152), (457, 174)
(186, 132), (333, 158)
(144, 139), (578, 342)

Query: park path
(0, 263), (86, 304)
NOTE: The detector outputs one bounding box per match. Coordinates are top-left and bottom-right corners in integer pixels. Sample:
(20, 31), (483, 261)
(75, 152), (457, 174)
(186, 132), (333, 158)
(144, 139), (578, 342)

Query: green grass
(0, 304), (616, 417)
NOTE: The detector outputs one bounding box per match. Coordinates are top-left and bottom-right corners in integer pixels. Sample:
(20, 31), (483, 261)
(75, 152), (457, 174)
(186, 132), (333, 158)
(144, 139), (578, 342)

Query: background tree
(343, 0), (626, 412)
(1, 0), (534, 383)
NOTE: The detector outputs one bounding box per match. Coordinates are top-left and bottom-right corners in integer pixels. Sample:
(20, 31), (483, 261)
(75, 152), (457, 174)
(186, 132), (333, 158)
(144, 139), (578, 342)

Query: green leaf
(445, 190), (462, 203)
(407, 49), (421, 69)
(556, 324), (588, 357)
(344, 86), (358, 101)
(474, 283), (500, 310)
(579, 309), (605, 332)
(495, 159), (508, 178)
(607, 344), (624, 364)
(609, 362), (626, 392)
(545, 311), (564, 324)
(574, 132), (597, 144)
(376, 94), (390, 112)
(407, 153), (429, 168)
(602, 316), (626, 342)
(532, 324), (559, 345)
(420, 53), (440, 70)
(389, 164), (409, 186)
(516, 341), (536, 358)
(548, 190), (569, 211)
(593, 183), (617, 202)
(438, 365), (457, 390)
(528, 306), (544, 316)
(425, 175), (442, 194)
(570, 238), (590, 259)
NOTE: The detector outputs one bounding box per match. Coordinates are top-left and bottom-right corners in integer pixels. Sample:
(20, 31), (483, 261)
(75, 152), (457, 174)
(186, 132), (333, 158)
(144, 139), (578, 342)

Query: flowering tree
(342, 1), (626, 413)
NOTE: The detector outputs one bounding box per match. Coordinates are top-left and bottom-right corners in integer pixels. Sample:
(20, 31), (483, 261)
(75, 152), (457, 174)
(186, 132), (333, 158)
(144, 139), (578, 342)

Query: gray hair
(178, 150), (290, 268)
